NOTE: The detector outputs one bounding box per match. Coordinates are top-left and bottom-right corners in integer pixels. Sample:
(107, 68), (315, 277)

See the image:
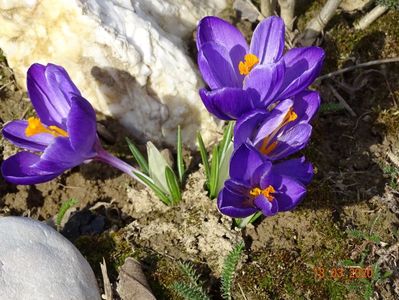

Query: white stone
(0, 0), (227, 147)
(0, 216), (101, 300)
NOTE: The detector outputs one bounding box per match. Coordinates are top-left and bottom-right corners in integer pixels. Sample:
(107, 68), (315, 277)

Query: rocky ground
(1, 3), (399, 300)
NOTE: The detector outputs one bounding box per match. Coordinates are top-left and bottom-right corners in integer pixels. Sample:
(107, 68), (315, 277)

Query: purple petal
(254, 195), (279, 216)
(272, 157), (313, 185)
(278, 47), (325, 99)
(272, 175), (307, 211)
(198, 42), (242, 89)
(1, 152), (62, 184)
(244, 60), (285, 107)
(34, 137), (93, 173)
(197, 16), (248, 71)
(230, 143), (265, 183)
(2, 120), (54, 152)
(252, 99), (293, 147)
(249, 16), (285, 64)
(251, 161), (272, 187)
(234, 109), (267, 148)
(225, 179), (251, 195)
(199, 87), (255, 120)
(292, 90), (321, 123)
(67, 96), (97, 154)
(27, 64), (81, 127)
(268, 123), (312, 160)
(217, 185), (258, 218)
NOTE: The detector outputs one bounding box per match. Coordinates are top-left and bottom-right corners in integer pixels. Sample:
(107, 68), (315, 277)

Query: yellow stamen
(25, 117), (68, 138)
(249, 185), (276, 202)
(238, 53), (259, 75)
(259, 108), (297, 155)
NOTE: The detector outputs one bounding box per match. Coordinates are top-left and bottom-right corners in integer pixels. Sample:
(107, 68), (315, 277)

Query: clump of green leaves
(171, 242), (244, 300)
(383, 164), (399, 189)
(319, 102), (345, 114)
(197, 122), (234, 199)
(346, 229), (381, 244)
(56, 198), (78, 228)
(343, 228), (393, 299)
(171, 262), (210, 300)
(127, 125), (185, 205)
(377, 0), (399, 10)
(221, 242), (244, 300)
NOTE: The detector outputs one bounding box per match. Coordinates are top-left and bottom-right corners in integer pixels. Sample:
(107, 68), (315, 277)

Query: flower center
(260, 108), (297, 155)
(249, 185), (276, 202)
(25, 117), (68, 138)
(238, 53), (259, 75)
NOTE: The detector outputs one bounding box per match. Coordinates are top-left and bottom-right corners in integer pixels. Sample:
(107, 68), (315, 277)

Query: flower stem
(95, 148), (149, 185)
(236, 211), (263, 229)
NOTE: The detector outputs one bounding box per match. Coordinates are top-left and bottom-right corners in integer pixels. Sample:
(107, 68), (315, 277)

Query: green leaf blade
(126, 137), (149, 174)
(165, 166), (182, 204)
(209, 146), (220, 199)
(133, 171), (172, 205)
(197, 132), (210, 188)
(177, 125), (185, 184)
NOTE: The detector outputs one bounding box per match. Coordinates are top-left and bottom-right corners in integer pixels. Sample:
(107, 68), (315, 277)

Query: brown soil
(1, 6), (399, 300)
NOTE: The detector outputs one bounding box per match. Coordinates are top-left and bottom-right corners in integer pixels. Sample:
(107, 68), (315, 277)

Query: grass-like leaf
(216, 141), (233, 193)
(221, 242), (244, 300)
(209, 146), (220, 199)
(56, 198), (78, 227)
(126, 137), (149, 174)
(177, 125), (185, 184)
(165, 166), (182, 204)
(197, 132), (210, 189)
(171, 282), (210, 300)
(218, 121), (234, 164)
(133, 171), (172, 205)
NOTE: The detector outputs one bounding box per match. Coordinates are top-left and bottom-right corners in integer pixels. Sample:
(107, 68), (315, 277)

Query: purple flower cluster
(196, 16), (324, 218)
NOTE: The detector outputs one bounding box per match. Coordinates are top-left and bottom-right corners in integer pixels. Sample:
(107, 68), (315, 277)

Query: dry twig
(355, 4), (389, 30)
(260, 0), (277, 17)
(327, 83), (357, 117)
(299, 0), (342, 46)
(100, 258), (113, 300)
(278, 0), (295, 31)
(317, 57), (399, 81)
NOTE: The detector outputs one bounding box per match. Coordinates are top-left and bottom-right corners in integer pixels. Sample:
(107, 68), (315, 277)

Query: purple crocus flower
(1, 63), (142, 185)
(234, 90), (320, 160)
(217, 143), (313, 218)
(196, 16), (325, 120)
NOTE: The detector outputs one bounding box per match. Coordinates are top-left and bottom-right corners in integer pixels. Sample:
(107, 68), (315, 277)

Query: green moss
(74, 231), (133, 281)
(322, 10), (399, 74)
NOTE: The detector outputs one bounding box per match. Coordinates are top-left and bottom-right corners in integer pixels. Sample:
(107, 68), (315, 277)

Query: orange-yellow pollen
(249, 185), (276, 202)
(25, 117), (68, 138)
(238, 53), (259, 75)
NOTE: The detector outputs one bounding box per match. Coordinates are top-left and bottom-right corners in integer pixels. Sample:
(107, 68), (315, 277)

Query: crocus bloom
(1, 63), (142, 184)
(218, 143), (313, 218)
(234, 90), (320, 160)
(196, 16), (325, 120)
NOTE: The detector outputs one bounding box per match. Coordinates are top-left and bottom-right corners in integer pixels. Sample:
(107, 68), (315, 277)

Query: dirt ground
(1, 3), (399, 300)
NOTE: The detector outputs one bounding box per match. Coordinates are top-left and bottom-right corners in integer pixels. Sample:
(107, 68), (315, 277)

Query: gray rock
(0, 216), (101, 300)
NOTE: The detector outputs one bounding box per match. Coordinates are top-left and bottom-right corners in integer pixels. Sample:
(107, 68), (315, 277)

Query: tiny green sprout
(197, 122), (234, 199)
(56, 198), (78, 228)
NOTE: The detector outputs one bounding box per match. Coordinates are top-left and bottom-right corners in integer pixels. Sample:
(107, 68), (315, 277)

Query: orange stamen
(249, 185), (276, 202)
(238, 53), (259, 75)
(259, 108), (297, 155)
(25, 117), (68, 138)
